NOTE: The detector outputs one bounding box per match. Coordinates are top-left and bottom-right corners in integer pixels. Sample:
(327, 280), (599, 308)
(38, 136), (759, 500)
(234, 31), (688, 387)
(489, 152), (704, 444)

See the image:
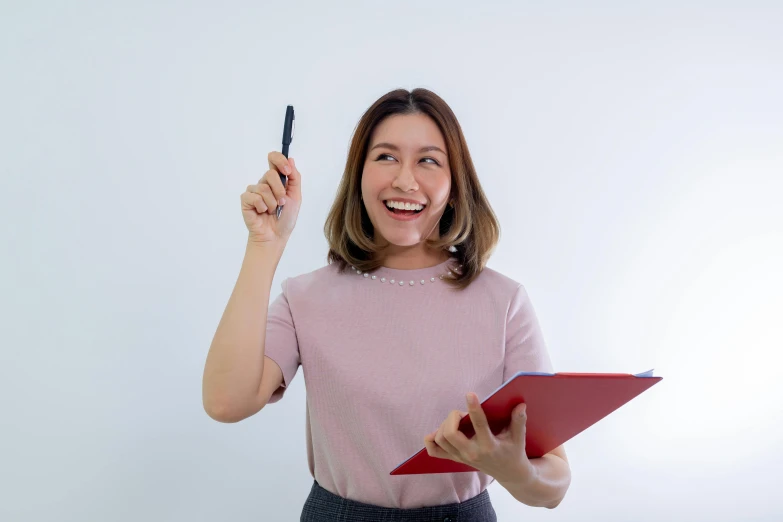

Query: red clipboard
(390, 369), (662, 475)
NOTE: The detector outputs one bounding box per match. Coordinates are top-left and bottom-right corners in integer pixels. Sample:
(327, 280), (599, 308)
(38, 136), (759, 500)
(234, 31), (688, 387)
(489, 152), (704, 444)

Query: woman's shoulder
(473, 264), (526, 295)
(471, 266), (539, 318)
(279, 262), (343, 295)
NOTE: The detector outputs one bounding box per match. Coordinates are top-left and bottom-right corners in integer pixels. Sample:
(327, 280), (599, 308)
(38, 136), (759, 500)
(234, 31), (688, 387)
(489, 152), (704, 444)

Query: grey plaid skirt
(300, 480), (497, 522)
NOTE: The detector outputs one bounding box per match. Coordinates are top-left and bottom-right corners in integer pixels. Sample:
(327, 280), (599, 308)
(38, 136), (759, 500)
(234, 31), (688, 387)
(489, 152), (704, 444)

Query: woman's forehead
(370, 114), (447, 151)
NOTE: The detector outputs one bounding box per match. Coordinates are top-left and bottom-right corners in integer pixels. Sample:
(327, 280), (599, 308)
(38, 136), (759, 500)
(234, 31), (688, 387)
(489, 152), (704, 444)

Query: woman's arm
(497, 445), (571, 509)
(202, 239), (285, 422)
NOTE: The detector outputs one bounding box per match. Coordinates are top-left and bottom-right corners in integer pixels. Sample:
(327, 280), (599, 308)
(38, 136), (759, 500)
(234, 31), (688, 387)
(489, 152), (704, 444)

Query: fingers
(242, 151), (300, 219)
(465, 393), (492, 439)
(244, 183), (278, 214)
(240, 190), (268, 214)
(285, 157), (301, 189)
(424, 434), (451, 461)
(434, 423), (460, 456)
(267, 151), (291, 178)
(257, 184), (279, 213)
(440, 410), (473, 455)
(511, 403), (528, 447)
(266, 151), (301, 202)
(263, 167), (288, 204)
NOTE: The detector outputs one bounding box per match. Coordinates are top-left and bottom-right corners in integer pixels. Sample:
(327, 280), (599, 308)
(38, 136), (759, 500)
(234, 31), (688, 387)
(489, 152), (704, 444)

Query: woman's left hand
(424, 393), (538, 485)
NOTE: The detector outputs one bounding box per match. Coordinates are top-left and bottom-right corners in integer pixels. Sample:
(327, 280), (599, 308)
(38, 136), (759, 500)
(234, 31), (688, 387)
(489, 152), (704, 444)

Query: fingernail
(284, 165), (291, 174)
(279, 197), (286, 206)
(466, 393), (474, 405)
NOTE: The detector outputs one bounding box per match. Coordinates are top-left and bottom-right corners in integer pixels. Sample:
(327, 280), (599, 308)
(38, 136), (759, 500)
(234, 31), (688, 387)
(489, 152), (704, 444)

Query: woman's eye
(376, 153), (439, 166)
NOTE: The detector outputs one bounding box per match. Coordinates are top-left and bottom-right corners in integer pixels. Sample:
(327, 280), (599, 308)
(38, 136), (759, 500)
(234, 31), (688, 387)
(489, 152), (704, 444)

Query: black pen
(277, 105), (295, 220)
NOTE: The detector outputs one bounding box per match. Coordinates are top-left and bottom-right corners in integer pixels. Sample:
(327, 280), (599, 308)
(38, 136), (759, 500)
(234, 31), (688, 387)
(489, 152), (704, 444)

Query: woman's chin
(375, 230), (424, 248)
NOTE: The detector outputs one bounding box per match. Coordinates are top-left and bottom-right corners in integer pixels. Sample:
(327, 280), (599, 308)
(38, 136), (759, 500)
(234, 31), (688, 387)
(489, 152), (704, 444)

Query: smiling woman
(362, 113), (452, 250)
(204, 87), (569, 522)
(324, 88), (501, 290)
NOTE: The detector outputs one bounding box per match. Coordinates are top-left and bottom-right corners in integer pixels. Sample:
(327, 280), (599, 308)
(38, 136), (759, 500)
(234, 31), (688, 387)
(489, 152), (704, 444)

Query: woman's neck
(380, 245), (451, 270)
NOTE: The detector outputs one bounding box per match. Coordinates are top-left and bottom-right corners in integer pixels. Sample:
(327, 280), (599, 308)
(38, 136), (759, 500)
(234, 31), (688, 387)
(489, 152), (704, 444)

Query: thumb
(285, 157), (302, 200)
(511, 403), (527, 447)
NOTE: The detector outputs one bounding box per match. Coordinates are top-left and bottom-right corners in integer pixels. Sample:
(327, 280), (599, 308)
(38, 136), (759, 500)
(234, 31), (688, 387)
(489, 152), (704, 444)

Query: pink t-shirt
(263, 258), (554, 509)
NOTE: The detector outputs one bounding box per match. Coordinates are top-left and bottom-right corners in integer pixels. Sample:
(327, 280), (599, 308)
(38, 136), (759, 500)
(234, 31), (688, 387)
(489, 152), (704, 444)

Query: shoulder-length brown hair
(324, 88), (500, 290)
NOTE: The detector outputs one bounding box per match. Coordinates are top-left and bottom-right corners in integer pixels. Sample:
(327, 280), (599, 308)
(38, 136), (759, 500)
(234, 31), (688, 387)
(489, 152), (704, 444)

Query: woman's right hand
(241, 151), (302, 244)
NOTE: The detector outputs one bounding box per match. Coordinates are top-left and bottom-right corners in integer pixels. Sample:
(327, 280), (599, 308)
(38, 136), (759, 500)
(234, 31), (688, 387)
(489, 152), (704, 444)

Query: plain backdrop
(2, 1), (782, 521)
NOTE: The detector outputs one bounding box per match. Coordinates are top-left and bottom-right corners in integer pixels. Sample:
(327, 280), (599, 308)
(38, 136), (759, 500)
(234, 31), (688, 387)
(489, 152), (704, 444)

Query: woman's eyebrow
(369, 142), (446, 155)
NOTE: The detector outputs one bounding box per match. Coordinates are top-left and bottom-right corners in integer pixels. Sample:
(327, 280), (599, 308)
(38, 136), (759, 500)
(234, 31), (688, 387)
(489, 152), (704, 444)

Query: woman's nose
(392, 165), (418, 191)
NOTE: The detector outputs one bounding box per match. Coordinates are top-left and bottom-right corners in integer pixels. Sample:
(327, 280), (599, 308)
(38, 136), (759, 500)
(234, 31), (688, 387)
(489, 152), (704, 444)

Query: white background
(2, 1), (782, 520)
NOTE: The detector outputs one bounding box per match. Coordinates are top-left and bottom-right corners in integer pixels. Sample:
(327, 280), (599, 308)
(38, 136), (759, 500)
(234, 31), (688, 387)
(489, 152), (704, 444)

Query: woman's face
(361, 113), (452, 249)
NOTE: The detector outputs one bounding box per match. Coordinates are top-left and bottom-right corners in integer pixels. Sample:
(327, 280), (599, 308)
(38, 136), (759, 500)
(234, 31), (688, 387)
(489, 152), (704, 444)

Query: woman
(203, 88), (571, 521)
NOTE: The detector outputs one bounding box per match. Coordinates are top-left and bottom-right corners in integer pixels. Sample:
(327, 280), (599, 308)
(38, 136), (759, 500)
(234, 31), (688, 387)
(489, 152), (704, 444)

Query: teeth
(385, 200), (424, 211)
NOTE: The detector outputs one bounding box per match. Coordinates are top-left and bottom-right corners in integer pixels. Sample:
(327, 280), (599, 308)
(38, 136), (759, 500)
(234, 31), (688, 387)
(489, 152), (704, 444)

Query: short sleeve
(263, 278), (301, 403)
(504, 284), (554, 382)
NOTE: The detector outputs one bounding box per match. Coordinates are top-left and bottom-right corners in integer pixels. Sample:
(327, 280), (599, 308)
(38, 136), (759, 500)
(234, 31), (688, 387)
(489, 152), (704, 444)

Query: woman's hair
(324, 87), (500, 290)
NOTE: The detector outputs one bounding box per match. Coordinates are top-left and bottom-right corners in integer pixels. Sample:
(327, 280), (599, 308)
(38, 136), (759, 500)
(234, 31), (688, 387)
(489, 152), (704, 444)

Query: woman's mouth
(383, 200), (426, 221)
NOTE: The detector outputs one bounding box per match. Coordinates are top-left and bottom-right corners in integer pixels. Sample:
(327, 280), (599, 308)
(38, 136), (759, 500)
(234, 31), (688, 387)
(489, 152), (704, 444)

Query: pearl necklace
(350, 263), (458, 287)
